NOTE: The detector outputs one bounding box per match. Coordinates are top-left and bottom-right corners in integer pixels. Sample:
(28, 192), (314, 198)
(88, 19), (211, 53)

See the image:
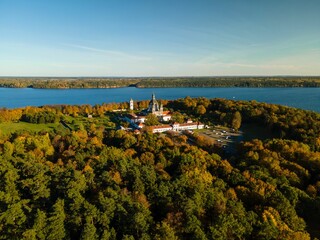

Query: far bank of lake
(0, 87), (319, 112)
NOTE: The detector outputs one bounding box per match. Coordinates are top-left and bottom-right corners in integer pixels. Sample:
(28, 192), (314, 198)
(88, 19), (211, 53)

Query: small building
(152, 122), (204, 133)
(171, 122), (204, 131)
(161, 114), (172, 122)
(125, 113), (147, 123)
(152, 125), (173, 133)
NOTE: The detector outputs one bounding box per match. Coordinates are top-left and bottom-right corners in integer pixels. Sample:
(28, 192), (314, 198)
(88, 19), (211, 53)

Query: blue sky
(0, 0), (319, 76)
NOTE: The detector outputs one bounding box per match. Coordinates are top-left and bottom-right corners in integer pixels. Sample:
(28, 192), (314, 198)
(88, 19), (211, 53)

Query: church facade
(147, 93), (163, 115)
(128, 94), (171, 121)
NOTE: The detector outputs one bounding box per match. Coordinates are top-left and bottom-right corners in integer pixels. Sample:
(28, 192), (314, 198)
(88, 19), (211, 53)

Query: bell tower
(129, 98), (134, 110)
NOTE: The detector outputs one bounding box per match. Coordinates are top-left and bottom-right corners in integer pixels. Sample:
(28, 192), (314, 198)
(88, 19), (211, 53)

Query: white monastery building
(126, 94), (204, 133)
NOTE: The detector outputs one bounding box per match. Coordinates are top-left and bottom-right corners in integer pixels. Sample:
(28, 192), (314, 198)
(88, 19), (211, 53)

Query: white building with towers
(127, 94), (171, 123)
(146, 93), (163, 116)
(125, 94), (204, 133)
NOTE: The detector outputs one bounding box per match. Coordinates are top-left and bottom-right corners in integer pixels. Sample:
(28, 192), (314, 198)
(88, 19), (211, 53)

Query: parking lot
(197, 126), (242, 147)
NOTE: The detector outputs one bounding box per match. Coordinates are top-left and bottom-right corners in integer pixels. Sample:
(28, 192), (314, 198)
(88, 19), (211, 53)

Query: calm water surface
(0, 87), (319, 112)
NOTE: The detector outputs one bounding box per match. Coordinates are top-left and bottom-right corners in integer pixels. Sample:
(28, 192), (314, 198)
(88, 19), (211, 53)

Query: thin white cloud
(62, 43), (151, 61)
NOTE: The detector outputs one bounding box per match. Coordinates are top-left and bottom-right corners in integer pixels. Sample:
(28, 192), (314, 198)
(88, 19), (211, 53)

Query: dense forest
(136, 77), (320, 88)
(0, 97), (320, 239)
(0, 76), (320, 89)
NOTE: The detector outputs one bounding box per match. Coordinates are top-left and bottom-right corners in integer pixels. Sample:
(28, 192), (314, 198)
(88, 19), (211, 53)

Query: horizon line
(1, 75), (320, 78)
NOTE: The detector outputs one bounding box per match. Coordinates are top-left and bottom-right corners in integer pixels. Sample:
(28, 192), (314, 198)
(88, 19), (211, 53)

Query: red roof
(152, 125), (172, 129)
(175, 122), (204, 127)
(162, 111), (171, 115)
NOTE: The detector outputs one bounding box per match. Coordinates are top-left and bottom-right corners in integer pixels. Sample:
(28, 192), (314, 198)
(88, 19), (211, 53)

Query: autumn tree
(195, 104), (206, 115)
(231, 111), (242, 130)
(144, 114), (159, 126)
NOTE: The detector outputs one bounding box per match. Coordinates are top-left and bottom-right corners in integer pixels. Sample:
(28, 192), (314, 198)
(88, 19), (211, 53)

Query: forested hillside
(0, 98), (320, 239)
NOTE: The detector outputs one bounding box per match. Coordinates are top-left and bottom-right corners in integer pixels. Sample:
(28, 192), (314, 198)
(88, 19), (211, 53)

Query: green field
(0, 122), (59, 134)
(0, 114), (116, 135)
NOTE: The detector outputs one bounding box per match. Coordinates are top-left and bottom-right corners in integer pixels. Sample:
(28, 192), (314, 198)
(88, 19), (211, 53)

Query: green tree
(144, 114), (159, 126)
(46, 199), (66, 240)
(171, 112), (185, 123)
(154, 221), (178, 240)
(22, 210), (47, 240)
(32, 210), (47, 240)
(80, 216), (97, 240)
(3, 141), (14, 159)
(0, 201), (28, 239)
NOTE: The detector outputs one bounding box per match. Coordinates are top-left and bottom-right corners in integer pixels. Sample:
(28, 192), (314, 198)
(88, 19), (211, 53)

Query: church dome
(148, 93), (160, 113)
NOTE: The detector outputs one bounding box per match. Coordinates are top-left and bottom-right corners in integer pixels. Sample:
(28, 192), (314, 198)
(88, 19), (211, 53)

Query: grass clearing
(0, 113), (116, 135)
(0, 122), (59, 134)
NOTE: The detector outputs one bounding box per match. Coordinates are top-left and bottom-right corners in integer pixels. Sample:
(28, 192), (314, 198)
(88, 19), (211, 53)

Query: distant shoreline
(1, 76), (320, 88)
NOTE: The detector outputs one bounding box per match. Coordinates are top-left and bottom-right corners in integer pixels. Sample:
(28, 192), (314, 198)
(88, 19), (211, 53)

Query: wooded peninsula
(1, 76), (320, 88)
(1, 97), (320, 239)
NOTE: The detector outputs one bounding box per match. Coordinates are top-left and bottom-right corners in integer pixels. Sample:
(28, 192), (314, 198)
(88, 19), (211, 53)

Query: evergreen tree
(46, 199), (66, 240)
(80, 216), (97, 240)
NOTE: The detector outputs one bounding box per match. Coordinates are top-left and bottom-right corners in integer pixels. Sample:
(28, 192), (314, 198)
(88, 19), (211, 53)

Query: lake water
(0, 87), (319, 112)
